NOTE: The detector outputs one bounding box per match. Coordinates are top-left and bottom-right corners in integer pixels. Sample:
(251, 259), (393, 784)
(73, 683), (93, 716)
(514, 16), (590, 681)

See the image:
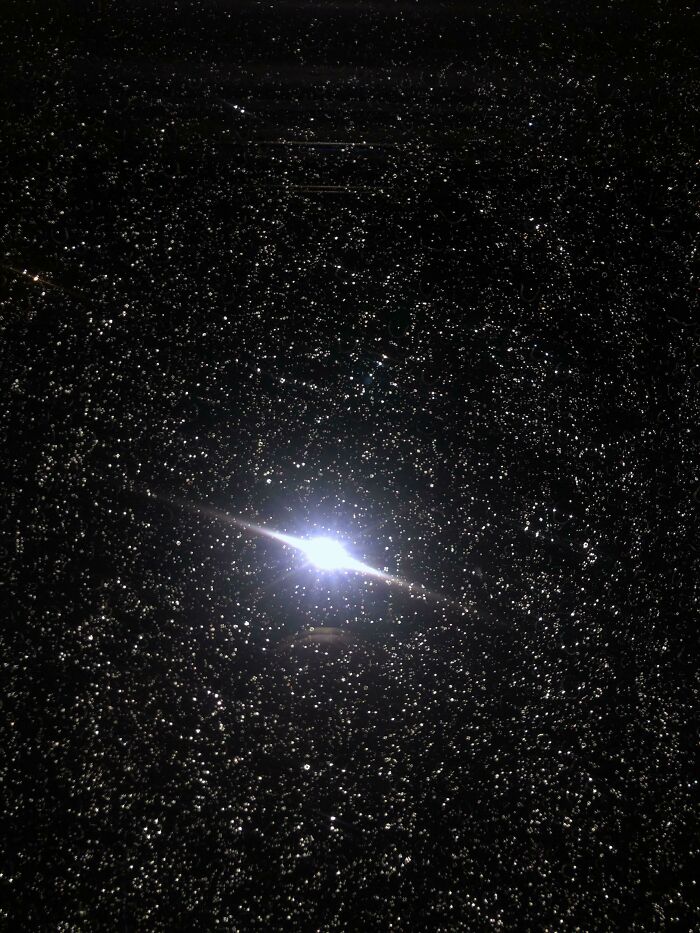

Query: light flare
(155, 493), (455, 605)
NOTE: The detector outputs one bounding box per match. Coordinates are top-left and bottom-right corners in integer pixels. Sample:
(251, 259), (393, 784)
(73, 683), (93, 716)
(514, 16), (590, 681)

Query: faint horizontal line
(290, 185), (385, 191)
(248, 140), (397, 148)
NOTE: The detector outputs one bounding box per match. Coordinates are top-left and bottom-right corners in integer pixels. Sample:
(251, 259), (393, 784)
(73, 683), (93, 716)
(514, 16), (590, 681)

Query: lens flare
(301, 536), (352, 570)
(154, 493), (463, 609)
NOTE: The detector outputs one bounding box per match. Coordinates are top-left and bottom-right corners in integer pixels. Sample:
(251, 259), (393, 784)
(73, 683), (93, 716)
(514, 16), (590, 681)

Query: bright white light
(301, 536), (352, 570)
(164, 497), (451, 602)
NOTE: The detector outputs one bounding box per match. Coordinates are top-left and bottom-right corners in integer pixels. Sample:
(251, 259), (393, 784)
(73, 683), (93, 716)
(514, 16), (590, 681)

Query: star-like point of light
(301, 535), (353, 570)
(161, 494), (459, 607)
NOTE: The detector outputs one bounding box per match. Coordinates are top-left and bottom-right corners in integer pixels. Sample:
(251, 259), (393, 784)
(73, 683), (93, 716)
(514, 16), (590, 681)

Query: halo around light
(301, 536), (352, 570)
(160, 495), (452, 604)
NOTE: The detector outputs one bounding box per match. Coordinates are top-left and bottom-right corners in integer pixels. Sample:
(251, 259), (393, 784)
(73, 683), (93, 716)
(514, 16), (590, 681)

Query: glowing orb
(301, 536), (352, 570)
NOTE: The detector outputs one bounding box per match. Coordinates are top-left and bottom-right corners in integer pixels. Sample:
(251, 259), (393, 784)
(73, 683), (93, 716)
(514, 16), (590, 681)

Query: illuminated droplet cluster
(1, 2), (697, 930)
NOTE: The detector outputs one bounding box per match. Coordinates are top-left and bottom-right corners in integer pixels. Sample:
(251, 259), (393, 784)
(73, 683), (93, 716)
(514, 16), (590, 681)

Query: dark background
(1, 0), (698, 929)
